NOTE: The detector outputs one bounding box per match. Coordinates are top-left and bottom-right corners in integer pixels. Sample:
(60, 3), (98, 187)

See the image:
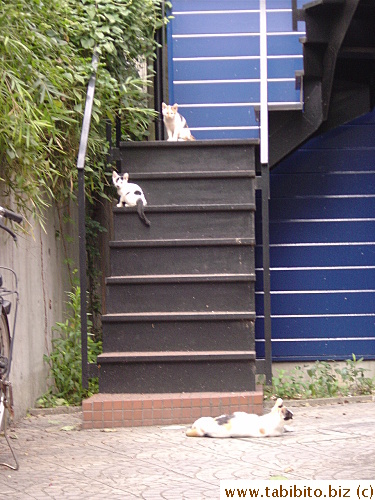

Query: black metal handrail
(77, 50), (100, 389)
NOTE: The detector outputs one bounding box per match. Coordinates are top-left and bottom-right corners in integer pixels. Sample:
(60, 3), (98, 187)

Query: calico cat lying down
(162, 102), (195, 141)
(186, 398), (293, 438)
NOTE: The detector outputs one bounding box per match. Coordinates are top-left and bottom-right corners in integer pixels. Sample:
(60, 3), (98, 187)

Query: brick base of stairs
(82, 389), (263, 429)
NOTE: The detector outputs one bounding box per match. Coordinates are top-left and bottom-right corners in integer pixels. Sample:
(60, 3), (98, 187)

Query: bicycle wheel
(0, 310), (11, 430)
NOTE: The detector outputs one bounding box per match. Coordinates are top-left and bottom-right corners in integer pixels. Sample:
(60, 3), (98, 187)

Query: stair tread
(98, 351), (256, 361)
(102, 311), (256, 321)
(125, 170), (255, 179)
(113, 203), (255, 213)
(109, 238), (255, 247)
(107, 273), (254, 281)
(118, 139), (259, 149)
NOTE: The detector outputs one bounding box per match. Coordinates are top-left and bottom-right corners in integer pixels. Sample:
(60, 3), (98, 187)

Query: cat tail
(136, 199), (151, 227)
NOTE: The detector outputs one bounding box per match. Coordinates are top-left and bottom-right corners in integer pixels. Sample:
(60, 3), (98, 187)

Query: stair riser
(102, 319), (255, 352)
(123, 177), (255, 206)
(106, 281), (255, 314)
(98, 359), (256, 393)
(117, 143), (256, 174)
(110, 245), (255, 276)
(113, 210), (255, 241)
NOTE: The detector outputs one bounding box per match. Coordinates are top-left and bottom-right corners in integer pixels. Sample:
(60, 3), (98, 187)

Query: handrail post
(77, 51), (99, 390)
(259, 0), (273, 386)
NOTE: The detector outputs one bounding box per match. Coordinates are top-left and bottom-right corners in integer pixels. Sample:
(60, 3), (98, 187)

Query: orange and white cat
(162, 102), (195, 141)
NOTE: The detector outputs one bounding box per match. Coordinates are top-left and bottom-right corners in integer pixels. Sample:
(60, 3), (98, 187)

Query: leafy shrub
(37, 285), (102, 407)
(264, 355), (375, 400)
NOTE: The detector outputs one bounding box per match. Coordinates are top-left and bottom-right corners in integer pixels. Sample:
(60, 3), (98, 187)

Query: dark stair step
(113, 204), (255, 241)
(98, 350), (256, 393)
(102, 311), (255, 352)
(109, 238), (255, 277)
(105, 274), (255, 314)
(124, 175), (255, 207)
(111, 139), (258, 174)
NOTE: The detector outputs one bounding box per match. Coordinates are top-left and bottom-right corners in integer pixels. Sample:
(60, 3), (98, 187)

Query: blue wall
(167, 0), (306, 140)
(255, 110), (375, 361)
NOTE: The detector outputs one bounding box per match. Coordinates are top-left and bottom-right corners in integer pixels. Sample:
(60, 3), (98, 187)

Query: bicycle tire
(0, 309), (11, 430)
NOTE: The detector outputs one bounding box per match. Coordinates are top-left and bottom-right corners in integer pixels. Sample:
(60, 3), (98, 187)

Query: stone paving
(0, 399), (374, 499)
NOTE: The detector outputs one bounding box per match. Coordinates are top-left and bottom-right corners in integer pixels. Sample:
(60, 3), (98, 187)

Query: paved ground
(0, 399), (374, 499)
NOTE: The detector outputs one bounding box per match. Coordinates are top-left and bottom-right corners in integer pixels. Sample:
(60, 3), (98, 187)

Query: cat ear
(112, 171), (118, 180)
(172, 103), (178, 111)
(162, 102), (167, 109)
(123, 173), (129, 181)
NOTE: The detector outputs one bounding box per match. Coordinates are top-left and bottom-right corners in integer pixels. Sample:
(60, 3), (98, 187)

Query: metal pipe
(77, 51), (99, 389)
(259, 0), (272, 385)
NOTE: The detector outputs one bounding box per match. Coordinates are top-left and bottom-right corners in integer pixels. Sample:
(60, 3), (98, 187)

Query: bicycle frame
(0, 205), (22, 470)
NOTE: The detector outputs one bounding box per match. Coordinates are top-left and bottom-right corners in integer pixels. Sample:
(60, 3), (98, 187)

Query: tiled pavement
(0, 399), (374, 499)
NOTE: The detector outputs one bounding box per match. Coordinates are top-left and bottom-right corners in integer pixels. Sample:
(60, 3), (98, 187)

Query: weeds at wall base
(260, 355), (375, 401)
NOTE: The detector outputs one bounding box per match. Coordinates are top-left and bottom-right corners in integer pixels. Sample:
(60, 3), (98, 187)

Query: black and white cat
(112, 171), (151, 227)
(162, 102), (195, 141)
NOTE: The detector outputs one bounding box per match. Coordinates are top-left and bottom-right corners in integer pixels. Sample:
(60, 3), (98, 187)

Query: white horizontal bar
(256, 337), (375, 342)
(174, 78), (296, 84)
(174, 79), (260, 84)
(173, 31), (305, 39)
(272, 218), (375, 223)
(257, 313), (375, 318)
(173, 9), (293, 15)
(177, 102), (302, 108)
(190, 126), (259, 131)
(255, 289), (375, 294)
(173, 33), (260, 39)
(256, 265), (375, 271)
(173, 10), (260, 15)
(269, 242), (375, 247)
(173, 55), (303, 61)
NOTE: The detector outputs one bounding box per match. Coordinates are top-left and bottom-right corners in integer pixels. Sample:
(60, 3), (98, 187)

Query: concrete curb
(28, 405), (82, 416)
(28, 394), (375, 417)
(264, 394), (375, 409)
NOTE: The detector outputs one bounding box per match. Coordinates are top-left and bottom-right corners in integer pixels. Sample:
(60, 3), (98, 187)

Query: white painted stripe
(256, 265), (375, 271)
(272, 218), (375, 222)
(173, 55), (302, 61)
(268, 55), (303, 59)
(293, 195), (375, 199)
(173, 31), (305, 39)
(268, 32), (305, 36)
(190, 126), (259, 131)
(256, 337), (375, 342)
(172, 33), (260, 38)
(269, 242), (375, 247)
(260, 0), (269, 166)
(175, 77), (295, 84)
(257, 313), (375, 318)
(173, 10), (260, 15)
(174, 79), (261, 84)
(255, 290), (375, 294)
(177, 102), (301, 108)
(173, 9), (293, 15)
(174, 56), (261, 61)
(268, 78), (296, 82)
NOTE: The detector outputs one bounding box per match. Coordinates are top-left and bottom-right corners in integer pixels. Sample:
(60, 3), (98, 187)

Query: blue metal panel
(167, 0), (306, 139)
(171, 36), (261, 59)
(171, 0), (260, 11)
(255, 110), (375, 361)
(171, 12), (260, 35)
(173, 59), (260, 81)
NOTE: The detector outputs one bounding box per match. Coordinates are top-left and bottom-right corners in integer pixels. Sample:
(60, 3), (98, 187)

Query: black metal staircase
(270, 0), (375, 166)
(98, 140), (259, 395)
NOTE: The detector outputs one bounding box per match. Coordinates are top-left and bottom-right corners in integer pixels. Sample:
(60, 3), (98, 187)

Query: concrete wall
(0, 198), (78, 420)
